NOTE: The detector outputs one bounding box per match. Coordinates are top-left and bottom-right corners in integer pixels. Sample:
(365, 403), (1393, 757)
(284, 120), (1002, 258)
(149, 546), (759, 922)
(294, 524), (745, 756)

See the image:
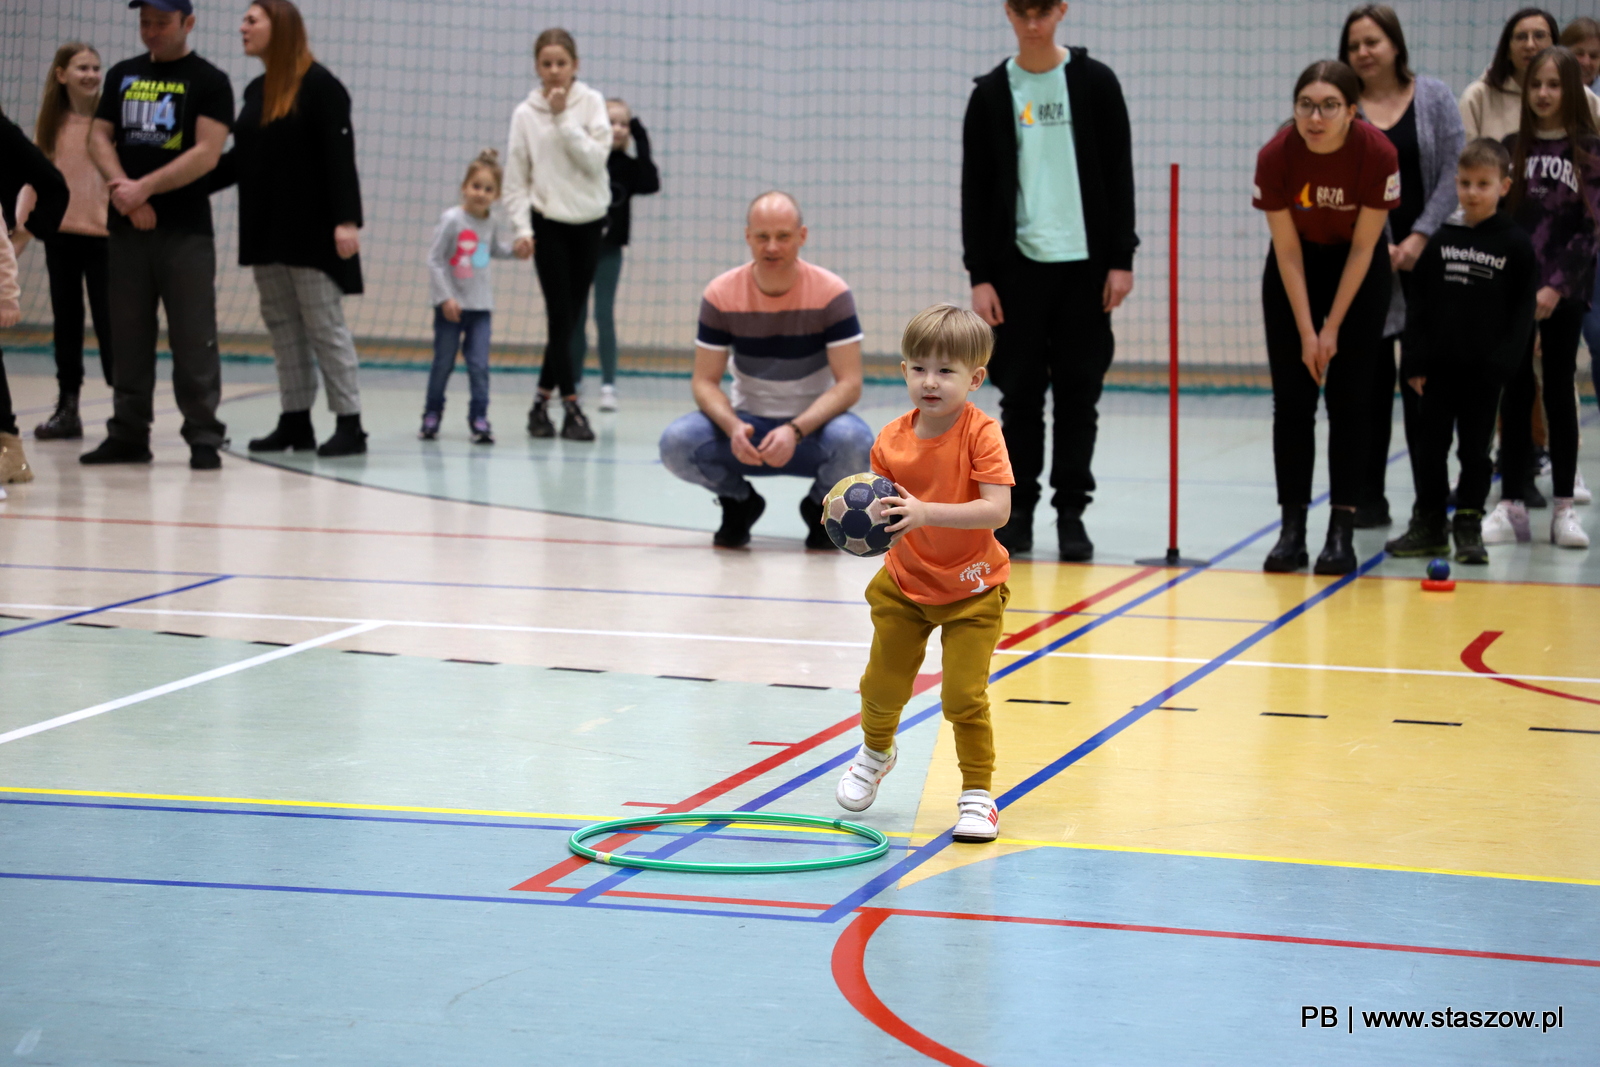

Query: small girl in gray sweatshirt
(422, 149), (523, 443)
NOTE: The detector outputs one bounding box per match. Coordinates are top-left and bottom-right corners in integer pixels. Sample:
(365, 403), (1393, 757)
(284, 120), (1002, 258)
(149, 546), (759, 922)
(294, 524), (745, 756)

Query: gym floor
(1, 353), (1596, 1066)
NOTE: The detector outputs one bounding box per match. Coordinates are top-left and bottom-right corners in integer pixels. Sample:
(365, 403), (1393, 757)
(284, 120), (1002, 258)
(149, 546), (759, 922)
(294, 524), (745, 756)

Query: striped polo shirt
(695, 259), (864, 418)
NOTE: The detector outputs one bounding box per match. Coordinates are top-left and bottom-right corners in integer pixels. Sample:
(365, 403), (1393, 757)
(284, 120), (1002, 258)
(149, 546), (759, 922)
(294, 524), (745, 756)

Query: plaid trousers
(252, 264), (362, 415)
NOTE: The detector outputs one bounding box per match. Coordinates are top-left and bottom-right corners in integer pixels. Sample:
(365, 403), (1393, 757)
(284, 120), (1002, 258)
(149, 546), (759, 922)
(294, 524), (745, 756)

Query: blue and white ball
(823, 472), (896, 557)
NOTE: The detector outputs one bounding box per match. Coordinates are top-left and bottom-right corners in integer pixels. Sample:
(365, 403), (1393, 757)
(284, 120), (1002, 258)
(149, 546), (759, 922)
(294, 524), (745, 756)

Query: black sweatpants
(44, 232), (113, 392)
(106, 229), (226, 448)
(1365, 271), (1421, 508)
(1262, 239), (1391, 508)
(1499, 298), (1583, 501)
(1412, 372), (1503, 513)
(988, 255), (1115, 516)
(531, 211), (604, 399)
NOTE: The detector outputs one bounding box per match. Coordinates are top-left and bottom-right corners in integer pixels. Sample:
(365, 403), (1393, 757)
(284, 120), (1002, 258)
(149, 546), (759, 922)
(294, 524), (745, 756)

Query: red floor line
(0, 512), (710, 551)
(994, 566), (1160, 650)
(1461, 630), (1600, 707)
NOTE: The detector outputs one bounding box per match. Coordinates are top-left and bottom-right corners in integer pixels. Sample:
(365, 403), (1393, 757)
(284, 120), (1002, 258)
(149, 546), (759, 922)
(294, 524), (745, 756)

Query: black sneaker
(560, 400), (595, 441)
(249, 410), (316, 452)
(189, 443), (221, 470)
(80, 437), (152, 465)
(33, 391), (82, 440)
(1313, 509), (1358, 575)
(527, 399), (555, 438)
(714, 490), (766, 548)
(1057, 512), (1093, 562)
(317, 414), (368, 457)
(799, 496), (837, 550)
(1352, 501), (1392, 528)
(1452, 510), (1489, 565)
(1383, 507), (1448, 557)
(995, 505), (1034, 554)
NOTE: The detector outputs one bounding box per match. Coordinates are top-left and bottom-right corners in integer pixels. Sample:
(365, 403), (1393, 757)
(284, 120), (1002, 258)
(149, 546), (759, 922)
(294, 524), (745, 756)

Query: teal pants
(571, 243), (624, 385)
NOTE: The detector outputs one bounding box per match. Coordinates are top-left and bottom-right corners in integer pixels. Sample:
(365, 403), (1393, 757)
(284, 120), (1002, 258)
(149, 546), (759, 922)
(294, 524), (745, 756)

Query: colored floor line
(1462, 630), (1600, 706)
(0, 576), (232, 639)
(0, 622), (384, 745)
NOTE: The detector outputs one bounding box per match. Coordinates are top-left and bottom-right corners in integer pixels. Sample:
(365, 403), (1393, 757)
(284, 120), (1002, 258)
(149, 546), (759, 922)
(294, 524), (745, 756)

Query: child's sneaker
(1551, 502), (1590, 548)
(418, 412), (441, 440)
(835, 744), (896, 812)
(560, 399), (595, 441)
(599, 383), (618, 412)
(470, 417), (494, 445)
(1575, 471), (1591, 505)
(952, 790), (999, 843)
(1481, 500), (1530, 544)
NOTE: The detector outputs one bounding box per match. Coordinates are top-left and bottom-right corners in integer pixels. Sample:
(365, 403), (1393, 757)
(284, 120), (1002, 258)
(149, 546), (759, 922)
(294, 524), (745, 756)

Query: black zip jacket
(961, 48), (1138, 286)
(1405, 210), (1537, 382)
(0, 114), (68, 241)
(603, 118), (660, 248)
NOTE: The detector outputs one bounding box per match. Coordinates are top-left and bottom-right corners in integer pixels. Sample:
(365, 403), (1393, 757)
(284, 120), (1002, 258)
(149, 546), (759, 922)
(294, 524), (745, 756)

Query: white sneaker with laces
(599, 384), (618, 412)
(1551, 502), (1590, 548)
(1481, 500), (1530, 544)
(836, 744), (895, 812)
(1574, 471), (1591, 505)
(952, 790), (999, 843)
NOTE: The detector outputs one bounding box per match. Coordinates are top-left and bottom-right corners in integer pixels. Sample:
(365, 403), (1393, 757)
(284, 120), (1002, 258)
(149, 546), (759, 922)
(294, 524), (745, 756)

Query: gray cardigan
(1367, 75), (1465, 337)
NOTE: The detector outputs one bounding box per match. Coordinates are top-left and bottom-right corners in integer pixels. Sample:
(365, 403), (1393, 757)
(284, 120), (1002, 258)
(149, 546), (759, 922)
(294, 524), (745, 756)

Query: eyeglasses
(1294, 98), (1347, 120)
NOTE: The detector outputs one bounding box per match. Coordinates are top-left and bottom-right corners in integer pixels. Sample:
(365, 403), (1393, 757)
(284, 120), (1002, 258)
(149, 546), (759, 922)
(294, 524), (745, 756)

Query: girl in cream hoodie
(503, 27), (611, 441)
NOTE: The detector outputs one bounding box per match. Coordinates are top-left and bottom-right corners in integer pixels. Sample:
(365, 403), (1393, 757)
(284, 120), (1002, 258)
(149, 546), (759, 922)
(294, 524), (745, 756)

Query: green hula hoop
(567, 811), (890, 874)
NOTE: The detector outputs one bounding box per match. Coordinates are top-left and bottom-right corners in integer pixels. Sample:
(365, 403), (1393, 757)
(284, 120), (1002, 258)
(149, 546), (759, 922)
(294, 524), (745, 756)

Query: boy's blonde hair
(901, 304), (994, 369)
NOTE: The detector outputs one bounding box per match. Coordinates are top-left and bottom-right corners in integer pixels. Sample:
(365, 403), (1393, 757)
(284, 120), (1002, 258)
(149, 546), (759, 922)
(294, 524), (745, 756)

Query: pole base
(1135, 548), (1209, 568)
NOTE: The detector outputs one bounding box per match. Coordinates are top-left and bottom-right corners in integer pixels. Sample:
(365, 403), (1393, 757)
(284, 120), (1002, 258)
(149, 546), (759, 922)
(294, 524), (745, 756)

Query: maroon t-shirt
(1252, 119), (1400, 244)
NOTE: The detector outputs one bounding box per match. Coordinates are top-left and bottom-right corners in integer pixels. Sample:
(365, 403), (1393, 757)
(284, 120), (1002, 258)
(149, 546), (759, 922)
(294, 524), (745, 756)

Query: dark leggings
(44, 232), (113, 391)
(531, 211), (603, 399)
(0, 348), (16, 435)
(1366, 271), (1421, 507)
(1499, 298), (1583, 501)
(1262, 238), (1392, 508)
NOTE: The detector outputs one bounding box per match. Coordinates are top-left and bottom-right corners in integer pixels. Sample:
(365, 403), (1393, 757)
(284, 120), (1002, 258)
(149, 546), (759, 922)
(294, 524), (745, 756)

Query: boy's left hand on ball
(882, 484), (928, 534)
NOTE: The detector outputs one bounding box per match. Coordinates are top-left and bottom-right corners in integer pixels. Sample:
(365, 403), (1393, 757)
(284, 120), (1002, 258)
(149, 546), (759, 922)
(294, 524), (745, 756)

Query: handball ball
(1426, 558), (1451, 581)
(823, 472), (896, 557)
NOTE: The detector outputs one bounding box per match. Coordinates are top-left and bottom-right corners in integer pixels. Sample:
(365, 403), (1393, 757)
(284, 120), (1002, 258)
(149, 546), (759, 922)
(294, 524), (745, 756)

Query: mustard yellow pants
(858, 567), (1009, 792)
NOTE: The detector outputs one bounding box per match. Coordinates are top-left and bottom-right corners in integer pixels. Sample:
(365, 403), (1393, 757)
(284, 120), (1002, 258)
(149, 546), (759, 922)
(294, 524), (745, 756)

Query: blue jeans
(426, 308), (491, 422)
(572, 243), (624, 385)
(658, 410), (874, 502)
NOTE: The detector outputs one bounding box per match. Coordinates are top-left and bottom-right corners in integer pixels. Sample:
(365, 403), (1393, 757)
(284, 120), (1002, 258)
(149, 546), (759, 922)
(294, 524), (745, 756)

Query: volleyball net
(3, 0), (1594, 391)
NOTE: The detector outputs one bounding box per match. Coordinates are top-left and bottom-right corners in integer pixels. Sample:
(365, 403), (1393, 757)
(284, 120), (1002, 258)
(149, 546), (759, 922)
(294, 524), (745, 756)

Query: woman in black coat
(213, 0), (367, 456)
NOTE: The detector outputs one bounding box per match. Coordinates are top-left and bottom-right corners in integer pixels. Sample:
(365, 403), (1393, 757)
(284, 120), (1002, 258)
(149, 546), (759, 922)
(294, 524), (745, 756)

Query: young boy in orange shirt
(834, 304), (1013, 842)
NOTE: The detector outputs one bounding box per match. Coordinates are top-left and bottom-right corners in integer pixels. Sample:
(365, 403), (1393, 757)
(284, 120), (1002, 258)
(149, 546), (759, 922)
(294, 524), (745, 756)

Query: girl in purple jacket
(1489, 46), (1600, 549)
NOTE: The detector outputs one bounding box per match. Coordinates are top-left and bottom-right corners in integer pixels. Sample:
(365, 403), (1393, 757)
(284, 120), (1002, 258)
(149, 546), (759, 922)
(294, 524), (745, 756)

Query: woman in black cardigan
(214, 0), (367, 456)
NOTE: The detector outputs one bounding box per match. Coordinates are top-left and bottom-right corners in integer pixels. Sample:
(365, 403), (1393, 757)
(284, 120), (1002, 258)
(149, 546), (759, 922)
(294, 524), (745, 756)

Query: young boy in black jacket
(1385, 139), (1537, 564)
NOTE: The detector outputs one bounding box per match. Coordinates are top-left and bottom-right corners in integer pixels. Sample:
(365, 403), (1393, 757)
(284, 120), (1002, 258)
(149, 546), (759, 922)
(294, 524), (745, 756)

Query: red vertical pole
(1167, 163), (1180, 559)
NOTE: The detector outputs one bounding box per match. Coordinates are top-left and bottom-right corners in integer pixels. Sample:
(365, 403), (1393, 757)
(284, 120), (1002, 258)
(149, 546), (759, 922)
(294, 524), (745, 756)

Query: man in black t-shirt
(82, 0), (234, 470)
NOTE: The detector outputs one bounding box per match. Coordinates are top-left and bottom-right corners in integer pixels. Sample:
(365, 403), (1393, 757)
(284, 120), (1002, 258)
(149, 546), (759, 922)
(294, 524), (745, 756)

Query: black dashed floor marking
(659, 674), (714, 682)
(69, 621), (116, 629)
(1262, 712), (1327, 719)
(156, 631), (204, 639)
(550, 666), (605, 673)
(1008, 698), (1071, 705)
(1394, 718), (1461, 727)
(1529, 726), (1600, 735)
(344, 649), (396, 657)
(250, 640), (290, 647)
(770, 683), (829, 690)
(446, 658), (499, 666)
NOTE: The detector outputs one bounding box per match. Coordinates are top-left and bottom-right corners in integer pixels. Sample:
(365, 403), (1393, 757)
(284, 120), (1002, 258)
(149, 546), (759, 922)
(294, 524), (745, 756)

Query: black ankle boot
(317, 413), (368, 457)
(1314, 508), (1358, 575)
(1263, 506), (1308, 572)
(249, 410), (316, 452)
(33, 390), (83, 439)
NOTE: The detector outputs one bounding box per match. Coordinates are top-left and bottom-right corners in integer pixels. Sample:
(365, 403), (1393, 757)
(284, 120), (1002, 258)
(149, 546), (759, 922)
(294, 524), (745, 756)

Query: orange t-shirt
(870, 402), (1014, 606)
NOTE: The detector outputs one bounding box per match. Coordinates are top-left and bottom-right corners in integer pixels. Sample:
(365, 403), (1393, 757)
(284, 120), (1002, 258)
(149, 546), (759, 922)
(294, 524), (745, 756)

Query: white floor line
(0, 621), (385, 746)
(5, 602), (1598, 686)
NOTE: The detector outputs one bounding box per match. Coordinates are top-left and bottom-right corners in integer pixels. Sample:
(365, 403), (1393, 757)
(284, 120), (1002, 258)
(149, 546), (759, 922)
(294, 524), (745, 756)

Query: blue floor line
(0, 575), (232, 638)
(812, 548), (1391, 924)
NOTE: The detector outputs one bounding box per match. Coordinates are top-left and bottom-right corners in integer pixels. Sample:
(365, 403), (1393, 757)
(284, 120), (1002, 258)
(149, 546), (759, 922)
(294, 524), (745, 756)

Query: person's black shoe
(189, 443), (221, 470)
(527, 398), (555, 438)
(79, 436), (152, 465)
(1313, 508), (1358, 575)
(317, 414), (368, 457)
(799, 496), (837, 550)
(560, 399), (595, 441)
(1057, 512), (1093, 562)
(1523, 479), (1548, 509)
(994, 504), (1034, 554)
(1352, 500), (1391, 528)
(714, 490), (766, 548)
(248, 410), (315, 452)
(33, 391), (82, 440)
(1452, 509), (1489, 565)
(1263, 506), (1309, 572)
(1383, 506), (1448, 557)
